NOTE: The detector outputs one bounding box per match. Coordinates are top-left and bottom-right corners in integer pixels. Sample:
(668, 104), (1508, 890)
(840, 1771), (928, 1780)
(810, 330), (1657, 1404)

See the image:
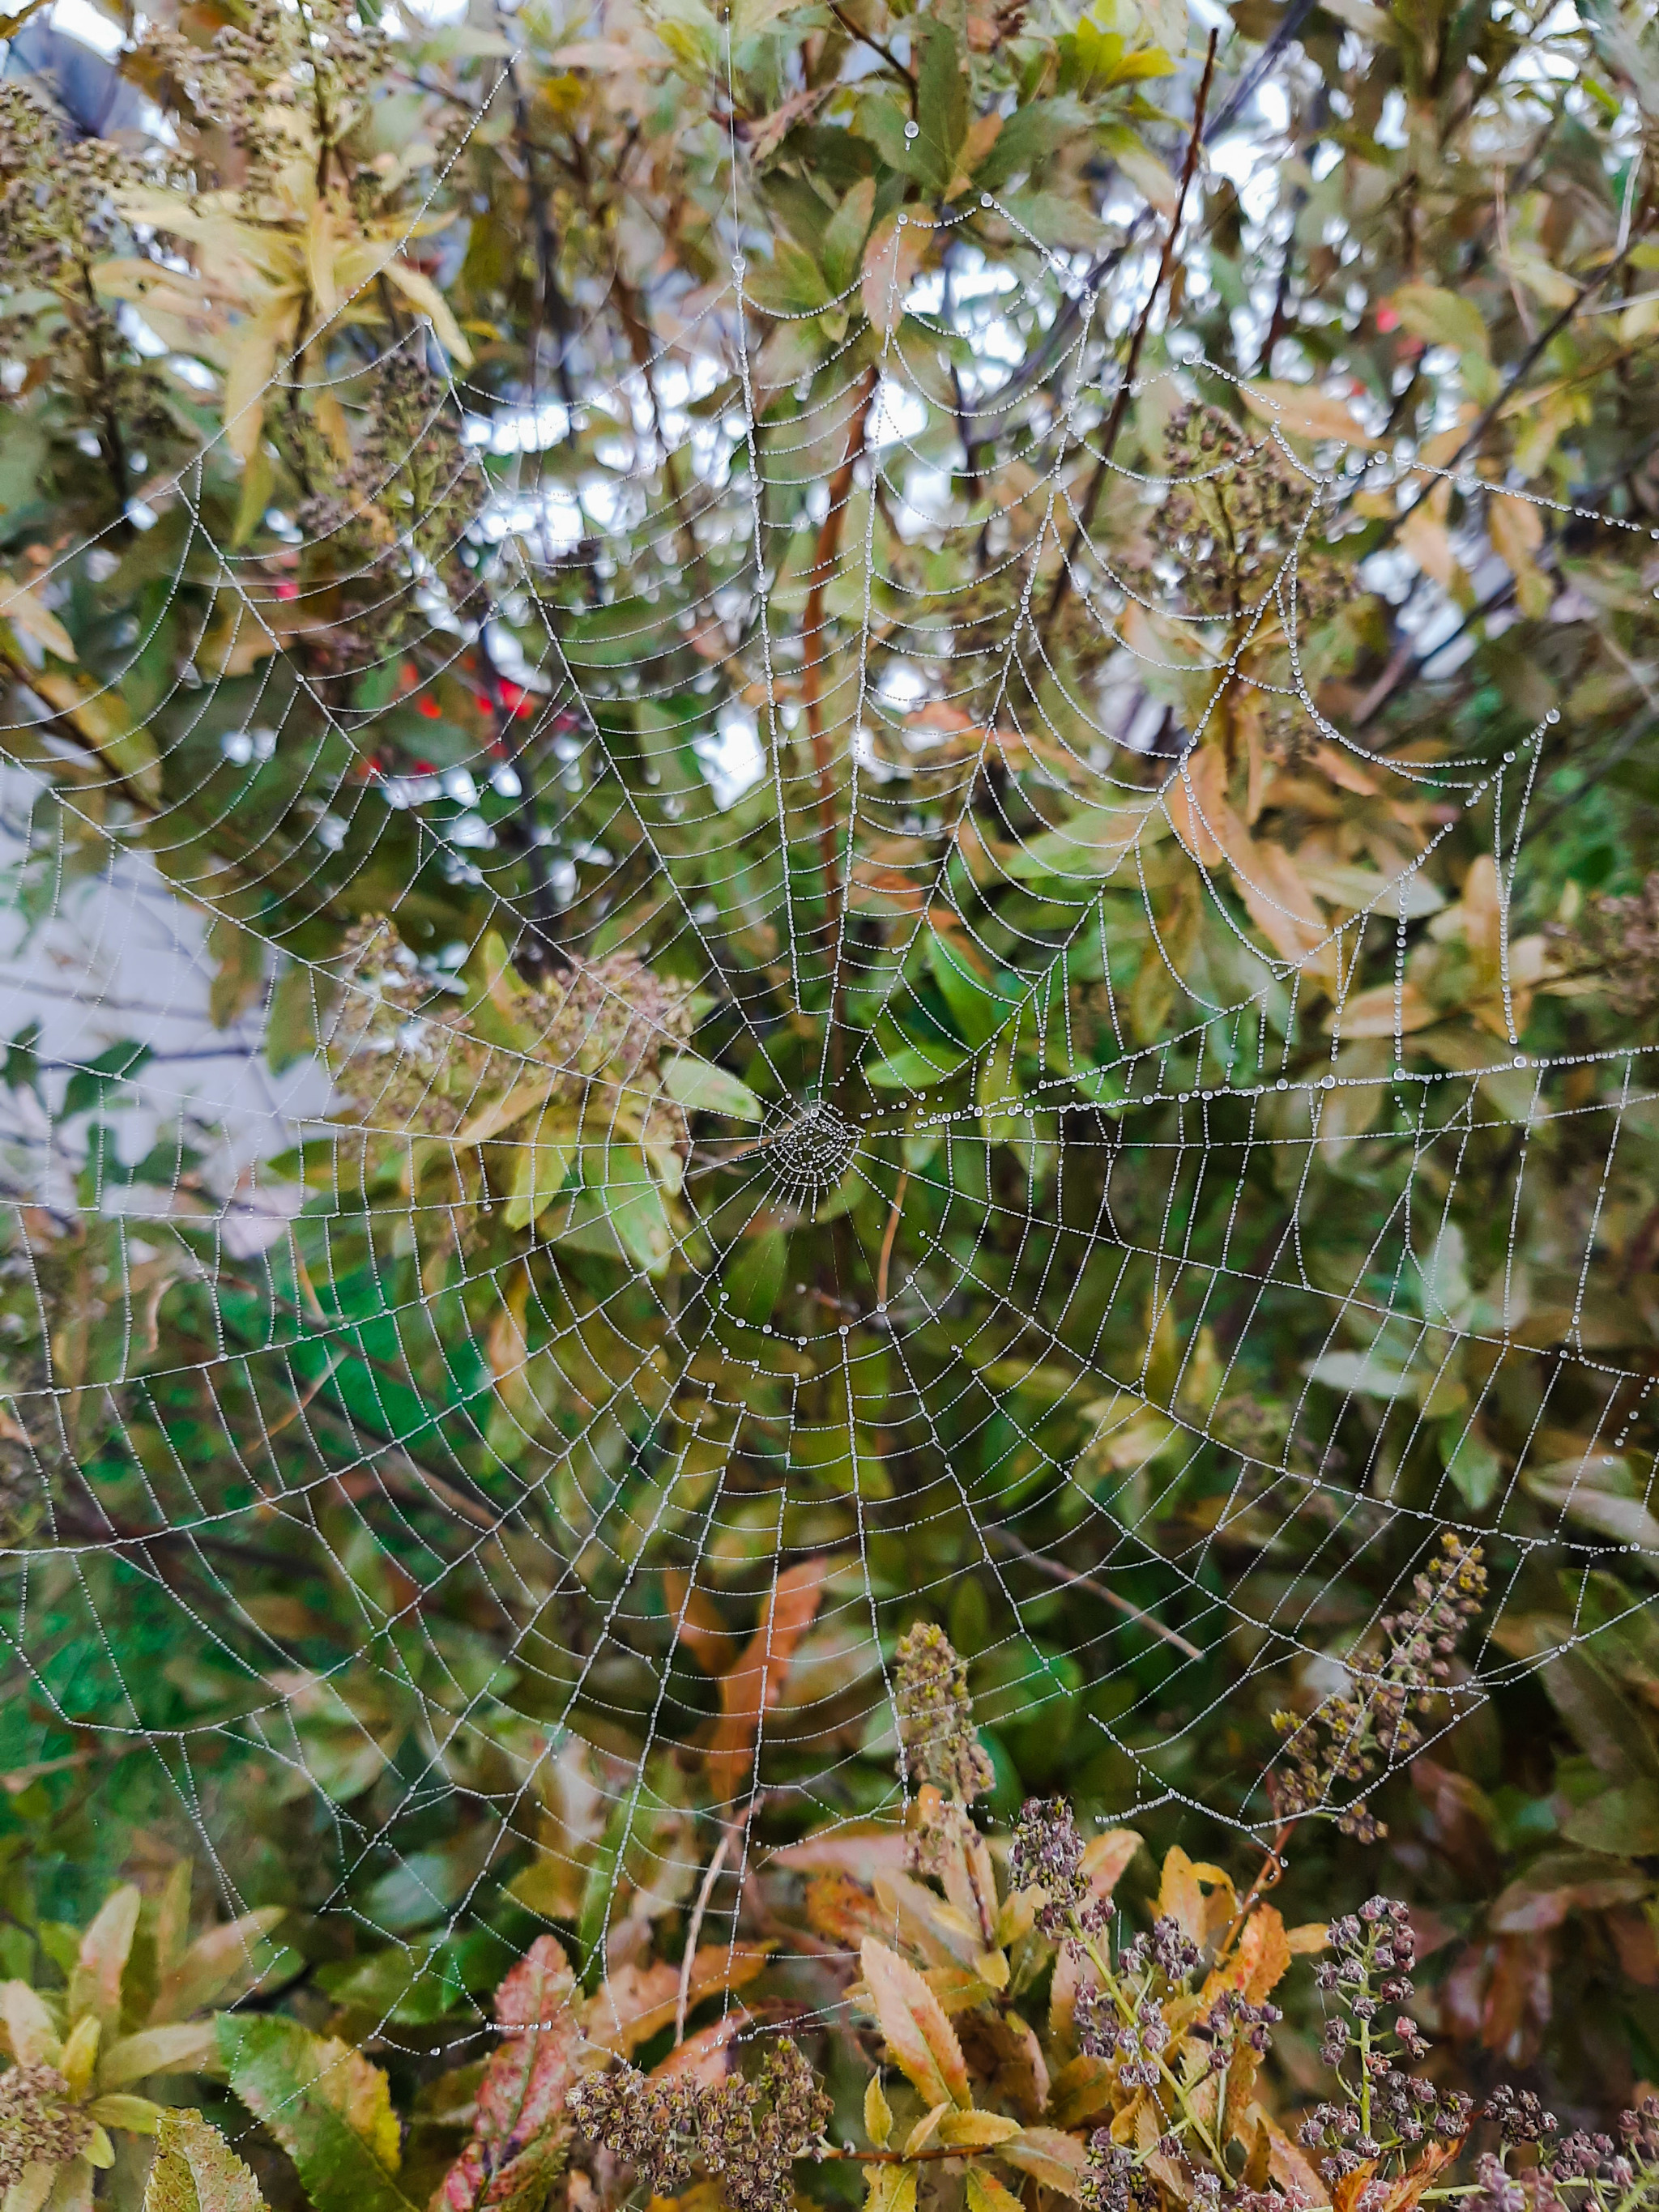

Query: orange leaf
(1156, 1847), (1206, 1950)
(587, 1946), (767, 2056)
(999, 2125), (1087, 2197)
(705, 1558), (829, 1800)
(859, 1937), (970, 2108)
(663, 1571), (737, 1677)
(1238, 1906), (1292, 2004)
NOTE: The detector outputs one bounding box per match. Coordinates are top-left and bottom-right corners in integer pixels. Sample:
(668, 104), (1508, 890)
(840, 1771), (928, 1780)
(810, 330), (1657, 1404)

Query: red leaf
(436, 1938), (578, 2210)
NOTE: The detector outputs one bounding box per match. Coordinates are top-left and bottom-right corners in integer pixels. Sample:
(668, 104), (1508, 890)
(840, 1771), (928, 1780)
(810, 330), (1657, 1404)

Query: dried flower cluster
(0, 2065), (92, 2191)
(1472, 2097), (1659, 2212)
(1152, 404), (1346, 628)
(1299, 1899), (1470, 2186)
(325, 919), (695, 1142)
(893, 1620), (995, 1803)
(1548, 874), (1659, 1020)
(1010, 1795), (1114, 1941)
(1273, 1533), (1486, 1839)
(141, 0), (384, 199)
(568, 2038), (830, 2212)
(0, 85), (172, 494)
(296, 352), (480, 647)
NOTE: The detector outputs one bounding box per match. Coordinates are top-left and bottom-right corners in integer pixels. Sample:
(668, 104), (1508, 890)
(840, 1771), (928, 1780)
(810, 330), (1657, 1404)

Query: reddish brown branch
(802, 364), (878, 1066)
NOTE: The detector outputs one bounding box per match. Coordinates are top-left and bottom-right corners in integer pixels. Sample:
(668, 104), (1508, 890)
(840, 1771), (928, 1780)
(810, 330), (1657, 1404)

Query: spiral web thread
(2, 9), (1657, 2088)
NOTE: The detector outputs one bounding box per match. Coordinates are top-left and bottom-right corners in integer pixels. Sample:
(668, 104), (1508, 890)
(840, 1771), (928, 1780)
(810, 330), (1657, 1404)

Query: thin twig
(1044, 30), (1218, 630)
(676, 1828), (733, 2044)
(802, 364), (879, 1070)
(825, 0), (915, 102)
(875, 1165), (910, 1312)
(1374, 242), (1644, 556)
(986, 1527), (1203, 1660)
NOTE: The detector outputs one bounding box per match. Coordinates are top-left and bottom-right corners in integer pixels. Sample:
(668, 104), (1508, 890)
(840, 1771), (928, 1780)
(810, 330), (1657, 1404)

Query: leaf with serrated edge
(999, 2126), (1086, 2197)
(142, 2110), (267, 2212)
(968, 2172), (1026, 2212)
(859, 1937), (970, 2108)
(864, 2075), (893, 2148)
(864, 2165), (919, 2212)
(218, 2015), (415, 2212)
(938, 2111), (1022, 2149)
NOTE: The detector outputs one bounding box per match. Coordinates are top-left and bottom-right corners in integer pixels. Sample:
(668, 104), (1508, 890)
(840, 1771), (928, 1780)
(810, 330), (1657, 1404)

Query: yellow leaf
(1114, 139), (1179, 215)
(904, 2103), (949, 2156)
(1336, 982), (1437, 1038)
(937, 2110), (1022, 2149)
(1389, 283), (1489, 361)
(383, 259), (474, 365)
(967, 2173), (1026, 2212)
(1398, 501), (1456, 591)
(85, 2095), (164, 2135)
(864, 2074), (893, 2149)
(1241, 380), (1376, 448)
(142, 2109), (268, 2212)
(505, 1135), (575, 1230)
(0, 575), (74, 662)
(859, 1937), (971, 2108)
(61, 2016), (101, 2100)
(1489, 492), (1544, 573)
(865, 2166), (919, 2212)
(999, 2126), (1087, 2197)
(223, 304), (296, 465)
(1502, 247), (1579, 311)
(1156, 1845), (1206, 1948)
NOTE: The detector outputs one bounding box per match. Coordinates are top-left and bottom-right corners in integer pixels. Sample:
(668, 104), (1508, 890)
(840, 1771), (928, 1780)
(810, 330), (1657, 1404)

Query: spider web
(2, 3), (1657, 2081)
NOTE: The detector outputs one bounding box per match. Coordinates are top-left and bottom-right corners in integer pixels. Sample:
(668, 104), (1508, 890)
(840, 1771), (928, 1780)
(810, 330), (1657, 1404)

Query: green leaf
(1563, 1779), (1659, 1855)
(822, 177), (877, 295)
(1389, 283), (1491, 362)
(911, 15), (968, 190)
(970, 97), (1083, 191)
(1440, 1422), (1503, 1512)
(1304, 1350), (1415, 1400)
(663, 1054), (762, 1119)
(548, 1147), (678, 1274)
(928, 931), (1022, 1048)
(723, 1229), (787, 1323)
(505, 1136), (575, 1231)
(63, 1040), (152, 1119)
(866, 1042), (972, 1091)
(218, 2015), (417, 2212)
(208, 913), (267, 1031)
(266, 961), (322, 1075)
(143, 2110), (269, 2212)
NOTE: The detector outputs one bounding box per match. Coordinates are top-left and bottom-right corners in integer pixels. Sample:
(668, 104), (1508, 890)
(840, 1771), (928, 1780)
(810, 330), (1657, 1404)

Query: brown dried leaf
(1241, 380), (1377, 448)
(998, 2125), (1087, 2197)
(586, 1945), (767, 2056)
(705, 1558), (829, 1799)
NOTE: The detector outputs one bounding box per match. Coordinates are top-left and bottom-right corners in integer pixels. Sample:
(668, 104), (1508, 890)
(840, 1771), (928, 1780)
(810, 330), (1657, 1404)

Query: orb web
(0, 0), (1654, 2090)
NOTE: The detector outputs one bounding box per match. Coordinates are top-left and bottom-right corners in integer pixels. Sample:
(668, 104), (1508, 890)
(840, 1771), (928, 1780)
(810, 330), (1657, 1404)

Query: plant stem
(1044, 29), (1218, 630)
(802, 363), (878, 1072)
